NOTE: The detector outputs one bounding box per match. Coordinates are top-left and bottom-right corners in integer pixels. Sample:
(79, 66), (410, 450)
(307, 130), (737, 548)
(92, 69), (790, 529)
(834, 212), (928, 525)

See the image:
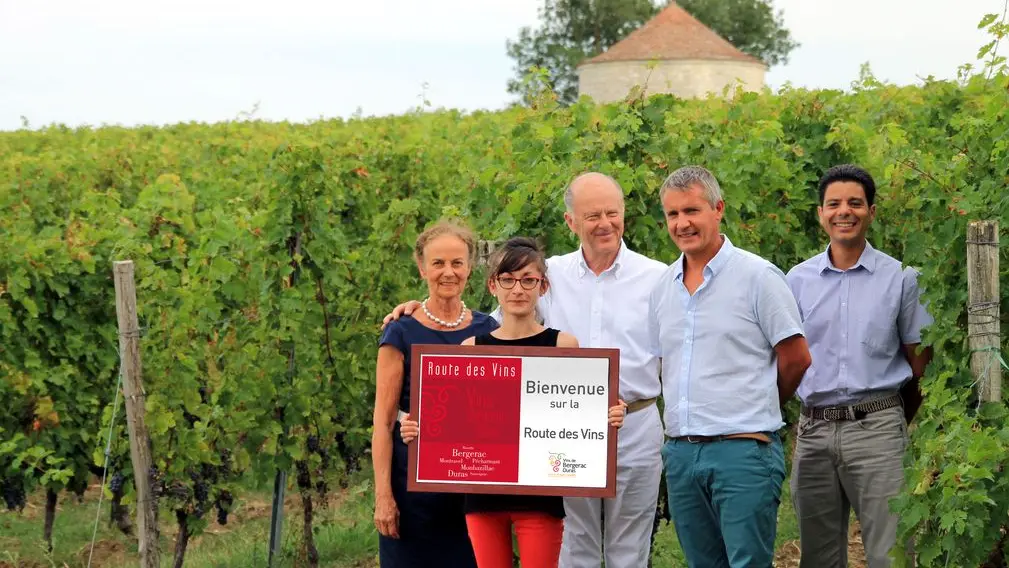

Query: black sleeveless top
(464, 328), (566, 519)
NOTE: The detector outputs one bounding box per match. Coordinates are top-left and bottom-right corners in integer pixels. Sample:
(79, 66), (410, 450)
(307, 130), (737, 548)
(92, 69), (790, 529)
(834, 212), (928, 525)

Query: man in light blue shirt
(786, 164), (933, 568)
(648, 166), (811, 568)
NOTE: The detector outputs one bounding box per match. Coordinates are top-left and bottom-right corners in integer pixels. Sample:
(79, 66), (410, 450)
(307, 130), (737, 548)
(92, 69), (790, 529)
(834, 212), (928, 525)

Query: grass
(0, 468), (830, 568)
(0, 472), (379, 568)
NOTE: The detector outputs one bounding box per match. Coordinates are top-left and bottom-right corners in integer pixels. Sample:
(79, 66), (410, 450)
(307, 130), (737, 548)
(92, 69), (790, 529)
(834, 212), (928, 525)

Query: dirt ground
(774, 522), (867, 568)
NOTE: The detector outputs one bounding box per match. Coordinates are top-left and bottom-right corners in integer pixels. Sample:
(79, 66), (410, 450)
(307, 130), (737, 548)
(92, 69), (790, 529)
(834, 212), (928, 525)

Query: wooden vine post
(966, 220), (1001, 403)
(113, 260), (160, 568)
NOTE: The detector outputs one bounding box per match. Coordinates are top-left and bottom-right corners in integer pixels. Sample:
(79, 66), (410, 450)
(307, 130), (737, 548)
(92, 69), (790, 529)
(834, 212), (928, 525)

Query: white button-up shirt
(648, 236), (804, 437)
(538, 241), (667, 403)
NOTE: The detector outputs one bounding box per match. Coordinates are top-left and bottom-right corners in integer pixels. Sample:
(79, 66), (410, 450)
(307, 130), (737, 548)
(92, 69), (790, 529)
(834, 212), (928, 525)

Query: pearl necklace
(421, 298), (467, 328)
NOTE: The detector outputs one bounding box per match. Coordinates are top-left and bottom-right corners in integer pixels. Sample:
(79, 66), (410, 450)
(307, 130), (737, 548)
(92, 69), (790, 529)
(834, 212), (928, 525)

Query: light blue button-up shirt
(648, 236), (805, 437)
(785, 241), (934, 407)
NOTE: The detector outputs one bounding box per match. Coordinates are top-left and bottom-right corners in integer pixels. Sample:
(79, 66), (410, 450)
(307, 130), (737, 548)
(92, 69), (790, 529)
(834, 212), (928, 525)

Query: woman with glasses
(401, 236), (627, 568)
(372, 219), (499, 568)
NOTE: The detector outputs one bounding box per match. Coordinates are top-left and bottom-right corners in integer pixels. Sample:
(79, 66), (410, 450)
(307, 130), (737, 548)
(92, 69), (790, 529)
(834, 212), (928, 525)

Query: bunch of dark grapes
(215, 490), (233, 525)
(2, 476), (26, 512)
(191, 470), (210, 506)
(306, 435), (319, 453)
(200, 463), (219, 486)
(295, 461), (311, 490)
(336, 432), (360, 476)
(109, 472), (125, 494)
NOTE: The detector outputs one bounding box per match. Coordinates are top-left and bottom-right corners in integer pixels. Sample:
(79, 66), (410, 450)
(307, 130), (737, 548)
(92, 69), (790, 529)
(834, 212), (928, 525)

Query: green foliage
(1, 11), (1008, 567)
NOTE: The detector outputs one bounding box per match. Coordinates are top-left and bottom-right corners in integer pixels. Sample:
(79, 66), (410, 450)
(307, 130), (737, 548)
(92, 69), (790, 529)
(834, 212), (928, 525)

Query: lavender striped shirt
(785, 241), (933, 407)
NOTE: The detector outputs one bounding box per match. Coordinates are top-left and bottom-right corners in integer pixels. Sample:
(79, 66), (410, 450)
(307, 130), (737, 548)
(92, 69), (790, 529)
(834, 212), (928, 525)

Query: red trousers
(465, 511), (564, 568)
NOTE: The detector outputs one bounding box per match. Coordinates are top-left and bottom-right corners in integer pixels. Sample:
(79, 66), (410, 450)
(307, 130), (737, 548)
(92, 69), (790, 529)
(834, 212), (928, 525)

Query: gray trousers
(559, 403), (663, 568)
(791, 403), (908, 568)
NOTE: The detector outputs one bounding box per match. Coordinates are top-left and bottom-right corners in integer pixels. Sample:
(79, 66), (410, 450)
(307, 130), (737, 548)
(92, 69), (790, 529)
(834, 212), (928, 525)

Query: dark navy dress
(377, 312), (499, 568)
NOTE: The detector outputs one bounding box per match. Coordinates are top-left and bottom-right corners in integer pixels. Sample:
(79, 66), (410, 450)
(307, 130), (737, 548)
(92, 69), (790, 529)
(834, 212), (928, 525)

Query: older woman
(372, 219), (499, 568)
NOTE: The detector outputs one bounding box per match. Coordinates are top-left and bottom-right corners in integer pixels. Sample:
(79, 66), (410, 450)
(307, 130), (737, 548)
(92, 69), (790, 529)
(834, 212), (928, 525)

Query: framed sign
(406, 344), (619, 498)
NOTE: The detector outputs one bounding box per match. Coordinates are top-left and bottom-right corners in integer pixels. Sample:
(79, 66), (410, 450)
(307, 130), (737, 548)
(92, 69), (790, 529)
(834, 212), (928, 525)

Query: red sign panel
(416, 356), (522, 484)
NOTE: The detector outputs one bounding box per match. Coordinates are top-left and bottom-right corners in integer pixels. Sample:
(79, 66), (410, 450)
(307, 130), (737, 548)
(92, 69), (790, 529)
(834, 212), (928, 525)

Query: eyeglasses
(496, 276), (544, 290)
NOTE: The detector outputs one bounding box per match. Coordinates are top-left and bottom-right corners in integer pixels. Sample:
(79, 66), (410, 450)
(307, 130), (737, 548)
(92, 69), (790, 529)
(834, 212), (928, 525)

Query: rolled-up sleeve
(898, 267), (934, 344)
(755, 265), (805, 347)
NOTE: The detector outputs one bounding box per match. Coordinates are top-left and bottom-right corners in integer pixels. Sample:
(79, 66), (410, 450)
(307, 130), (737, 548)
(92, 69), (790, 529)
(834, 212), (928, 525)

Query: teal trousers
(661, 433), (785, 568)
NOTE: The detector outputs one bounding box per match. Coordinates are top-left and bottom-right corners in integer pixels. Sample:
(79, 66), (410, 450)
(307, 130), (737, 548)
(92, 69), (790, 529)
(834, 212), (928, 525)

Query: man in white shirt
(541, 172), (667, 568)
(383, 172), (667, 567)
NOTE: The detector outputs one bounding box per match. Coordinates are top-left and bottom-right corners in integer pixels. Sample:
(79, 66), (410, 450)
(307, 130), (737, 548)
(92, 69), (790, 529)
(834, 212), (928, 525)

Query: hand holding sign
(609, 400), (628, 429)
(400, 414), (418, 444)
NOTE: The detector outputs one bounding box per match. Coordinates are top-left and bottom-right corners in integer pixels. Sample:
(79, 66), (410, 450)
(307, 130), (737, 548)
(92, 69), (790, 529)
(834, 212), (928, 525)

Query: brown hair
(414, 218), (478, 266)
(487, 237), (548, 280)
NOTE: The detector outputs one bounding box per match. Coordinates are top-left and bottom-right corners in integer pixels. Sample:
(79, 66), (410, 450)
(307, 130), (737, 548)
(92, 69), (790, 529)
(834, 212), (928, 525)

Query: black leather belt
(669, 432), (772, 444)
(800, 394), (902, 421)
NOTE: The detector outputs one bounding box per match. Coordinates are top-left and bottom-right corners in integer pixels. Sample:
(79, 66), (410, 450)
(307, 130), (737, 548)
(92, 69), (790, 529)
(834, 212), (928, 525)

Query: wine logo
(547, 452), (563, 473)
(547, 452), (585, 478)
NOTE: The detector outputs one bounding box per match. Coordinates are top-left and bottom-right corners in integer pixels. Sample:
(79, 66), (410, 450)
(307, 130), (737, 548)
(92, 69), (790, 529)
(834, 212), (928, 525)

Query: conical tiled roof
(580, 2), (764, 66)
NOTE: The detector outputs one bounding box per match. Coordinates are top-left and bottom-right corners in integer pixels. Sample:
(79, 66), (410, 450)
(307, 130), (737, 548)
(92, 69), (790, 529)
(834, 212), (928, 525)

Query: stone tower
(576, 2), (767, 103)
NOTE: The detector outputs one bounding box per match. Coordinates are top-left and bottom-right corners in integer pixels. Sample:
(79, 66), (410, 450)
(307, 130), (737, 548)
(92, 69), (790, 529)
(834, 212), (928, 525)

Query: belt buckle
(685, 435), (705, 444)
(822, 406), (846, 421)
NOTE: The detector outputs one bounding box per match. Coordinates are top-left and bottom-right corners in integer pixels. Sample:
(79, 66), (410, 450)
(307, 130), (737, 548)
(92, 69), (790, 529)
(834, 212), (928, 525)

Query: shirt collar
(671, 234), (735, 280)
(818, 240), (878, 274)
(577, 239), (627, 279)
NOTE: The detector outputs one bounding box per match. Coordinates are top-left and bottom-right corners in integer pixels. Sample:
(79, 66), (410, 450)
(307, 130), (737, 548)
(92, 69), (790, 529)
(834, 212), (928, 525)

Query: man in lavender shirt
(785, 164), (934, 568)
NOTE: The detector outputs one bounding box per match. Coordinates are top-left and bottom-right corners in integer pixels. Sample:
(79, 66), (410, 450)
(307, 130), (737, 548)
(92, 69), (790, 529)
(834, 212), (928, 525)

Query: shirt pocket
(860, 314), (899, 358)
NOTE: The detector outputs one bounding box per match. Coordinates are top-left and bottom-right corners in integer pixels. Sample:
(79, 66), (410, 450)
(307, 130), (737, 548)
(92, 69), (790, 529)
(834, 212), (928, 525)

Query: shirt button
(680, 397), (686, 402)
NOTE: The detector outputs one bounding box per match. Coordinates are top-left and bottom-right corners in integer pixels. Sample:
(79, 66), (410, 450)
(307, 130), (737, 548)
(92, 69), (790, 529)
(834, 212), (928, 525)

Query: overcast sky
(0, 0), (1003, 131)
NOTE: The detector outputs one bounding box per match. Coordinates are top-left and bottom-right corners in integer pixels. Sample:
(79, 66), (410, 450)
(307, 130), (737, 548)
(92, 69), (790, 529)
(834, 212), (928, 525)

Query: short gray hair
(659, 166), (723, 208)
(563, 172), (624, 212)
